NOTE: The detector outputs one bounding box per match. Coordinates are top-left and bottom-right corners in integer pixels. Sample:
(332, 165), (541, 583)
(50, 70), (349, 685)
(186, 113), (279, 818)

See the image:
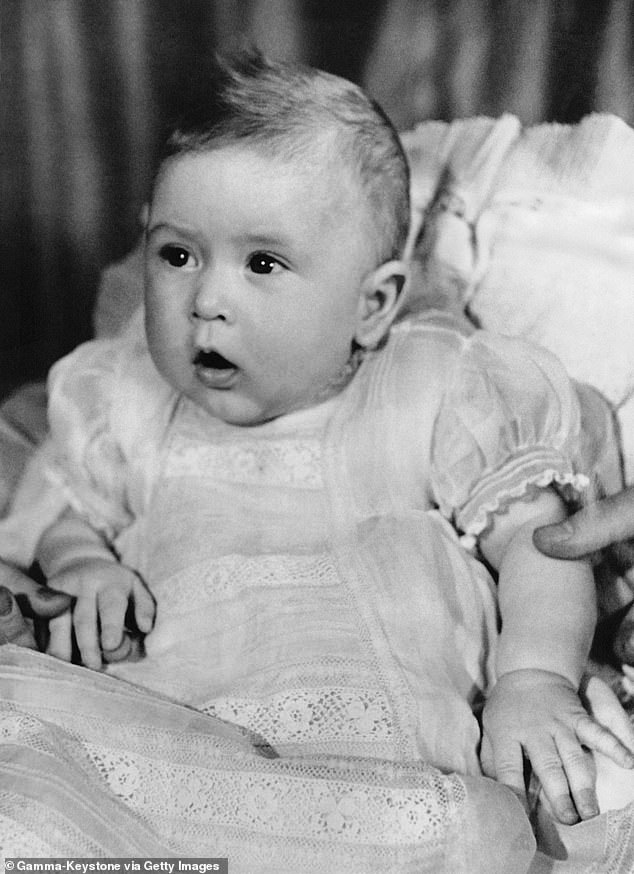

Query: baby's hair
(158, 49), (410, 262)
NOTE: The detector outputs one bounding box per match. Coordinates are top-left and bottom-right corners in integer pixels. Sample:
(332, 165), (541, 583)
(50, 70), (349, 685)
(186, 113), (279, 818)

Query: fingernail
(543, 521), (574, 543)
(577, 790), (599, 819)
(0, 588), (14, 616)
(555, 798), (578, 824)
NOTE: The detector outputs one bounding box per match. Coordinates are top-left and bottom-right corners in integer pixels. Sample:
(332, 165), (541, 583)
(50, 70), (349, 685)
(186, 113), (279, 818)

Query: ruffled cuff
(454, 448), (589, 551)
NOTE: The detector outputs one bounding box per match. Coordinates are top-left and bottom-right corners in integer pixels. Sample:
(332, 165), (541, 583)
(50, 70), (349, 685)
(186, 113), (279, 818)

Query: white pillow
(402, 113), (634, 480)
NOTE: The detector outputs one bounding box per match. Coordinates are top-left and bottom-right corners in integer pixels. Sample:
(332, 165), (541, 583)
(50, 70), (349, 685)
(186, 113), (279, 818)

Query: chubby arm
(37, 508), (155, 669)
(484, 490), (595, 685)
(479, 489), (634, 823)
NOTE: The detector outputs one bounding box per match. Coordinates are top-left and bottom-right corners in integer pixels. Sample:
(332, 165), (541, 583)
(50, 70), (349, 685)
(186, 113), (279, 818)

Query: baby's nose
(191, 275), (233, 322)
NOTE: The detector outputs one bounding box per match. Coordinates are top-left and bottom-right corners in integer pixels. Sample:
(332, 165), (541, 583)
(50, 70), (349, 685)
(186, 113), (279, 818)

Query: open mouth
(194, 349), (236, 370)
(193, 348), (238, 388)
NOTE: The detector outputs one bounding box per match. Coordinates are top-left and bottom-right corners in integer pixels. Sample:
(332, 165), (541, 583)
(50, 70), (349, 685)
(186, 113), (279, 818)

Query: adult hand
(534, 490), (634, 664)
(0, 562), (72, 650)
(0, 587), (38, 648)
(533, 487), (634, 566)
(0, 561), (72, 616)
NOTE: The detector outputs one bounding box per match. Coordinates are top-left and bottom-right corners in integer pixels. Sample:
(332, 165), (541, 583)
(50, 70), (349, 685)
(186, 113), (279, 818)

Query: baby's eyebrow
(146, 221), (197, 238)
(240, 232), (289, 247)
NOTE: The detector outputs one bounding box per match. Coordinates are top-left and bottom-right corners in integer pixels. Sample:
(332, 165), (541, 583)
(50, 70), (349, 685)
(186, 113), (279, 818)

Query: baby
(4, 50), (632, 831)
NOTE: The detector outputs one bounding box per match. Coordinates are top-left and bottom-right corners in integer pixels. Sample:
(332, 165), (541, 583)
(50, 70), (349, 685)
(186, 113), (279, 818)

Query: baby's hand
(46, 557), (155, 669)
(480, 669), (634, 824)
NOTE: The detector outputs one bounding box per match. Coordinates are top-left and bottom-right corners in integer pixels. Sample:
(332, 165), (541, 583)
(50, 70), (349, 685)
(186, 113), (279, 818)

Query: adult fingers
(533, 488), (634, 559)
(575, 713), (634, 769)
(0, 562), (72, 618)
(580, 674), (634, 755)
(0, 586), (37, 649)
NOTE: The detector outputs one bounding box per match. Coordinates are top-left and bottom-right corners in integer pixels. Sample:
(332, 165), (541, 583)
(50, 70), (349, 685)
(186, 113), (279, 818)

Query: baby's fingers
(47, 611), (73, 662)
(132, 576), (156, 633)
(97, 587), (127, 652)
(553, 731), (598, 820)
(576, 714), (634, 769)
(102, 632), (133, 663)
(526, 735), (581, 824)
(481, 734), (527, 805)
(73, 594), (102, 670)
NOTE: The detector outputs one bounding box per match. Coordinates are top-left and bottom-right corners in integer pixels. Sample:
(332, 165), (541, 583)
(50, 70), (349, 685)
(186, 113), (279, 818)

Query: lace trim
(605, 804), (634, 872)
(165, 437), (323, 488)
(458, 469), (589, 550)
(155, 553), (341, 610)
(0, 650), (536, 870)
(204, 687), (394, 745)
(83, 745), (464, 845)
(0, 709), (51, 744)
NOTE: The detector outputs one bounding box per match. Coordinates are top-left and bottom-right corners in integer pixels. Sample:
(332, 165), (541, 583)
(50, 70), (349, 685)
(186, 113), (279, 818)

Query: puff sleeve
(45, 341), (138, 534)
(430, 332), (588, 543)
(0, 315), (171, 566)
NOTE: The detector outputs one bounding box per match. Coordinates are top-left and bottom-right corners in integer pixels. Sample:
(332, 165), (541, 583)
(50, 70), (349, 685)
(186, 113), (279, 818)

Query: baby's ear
(355, 260), (409, 348)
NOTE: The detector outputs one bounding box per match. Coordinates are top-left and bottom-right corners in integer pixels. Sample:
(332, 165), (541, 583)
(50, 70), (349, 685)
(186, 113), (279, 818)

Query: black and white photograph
(3, 2), (634, 871)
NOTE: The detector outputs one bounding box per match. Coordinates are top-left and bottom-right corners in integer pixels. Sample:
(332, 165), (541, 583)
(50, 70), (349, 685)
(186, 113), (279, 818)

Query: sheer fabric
(0, 312), (592, 866)
(0, 646), (537, 871)
(0, 312), (585, 774)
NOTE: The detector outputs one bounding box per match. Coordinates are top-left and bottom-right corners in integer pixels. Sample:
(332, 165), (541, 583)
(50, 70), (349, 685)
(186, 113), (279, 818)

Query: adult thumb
(0, 586), (37, 649)
(534, 489), (634, 560)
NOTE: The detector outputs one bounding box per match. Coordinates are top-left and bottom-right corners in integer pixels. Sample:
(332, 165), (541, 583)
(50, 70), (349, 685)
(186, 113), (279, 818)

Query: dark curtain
(2, 0), (633, 398)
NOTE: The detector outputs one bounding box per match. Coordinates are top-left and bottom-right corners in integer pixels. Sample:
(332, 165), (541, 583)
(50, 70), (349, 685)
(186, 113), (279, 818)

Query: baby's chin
(184, 388), (289, 427)
(188, 386), (339, 428)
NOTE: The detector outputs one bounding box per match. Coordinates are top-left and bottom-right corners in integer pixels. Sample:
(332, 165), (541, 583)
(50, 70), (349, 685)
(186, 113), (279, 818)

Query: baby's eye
(159, 245), (193, 268)
(247, 253), (284, 275)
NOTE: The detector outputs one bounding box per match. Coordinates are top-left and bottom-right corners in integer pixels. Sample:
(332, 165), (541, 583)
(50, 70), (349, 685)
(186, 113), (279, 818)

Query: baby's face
(144, 145), (377, 425)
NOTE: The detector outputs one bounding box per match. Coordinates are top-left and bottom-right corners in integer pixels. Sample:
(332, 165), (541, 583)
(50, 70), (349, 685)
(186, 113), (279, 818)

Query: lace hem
(0, 648), (539, 871)
(0, 702), (464, 848)
(84, 745), (465, 845)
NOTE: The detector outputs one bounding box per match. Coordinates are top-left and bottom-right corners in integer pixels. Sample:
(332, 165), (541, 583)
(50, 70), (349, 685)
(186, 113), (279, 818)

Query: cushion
(401, 113), (634, 481)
